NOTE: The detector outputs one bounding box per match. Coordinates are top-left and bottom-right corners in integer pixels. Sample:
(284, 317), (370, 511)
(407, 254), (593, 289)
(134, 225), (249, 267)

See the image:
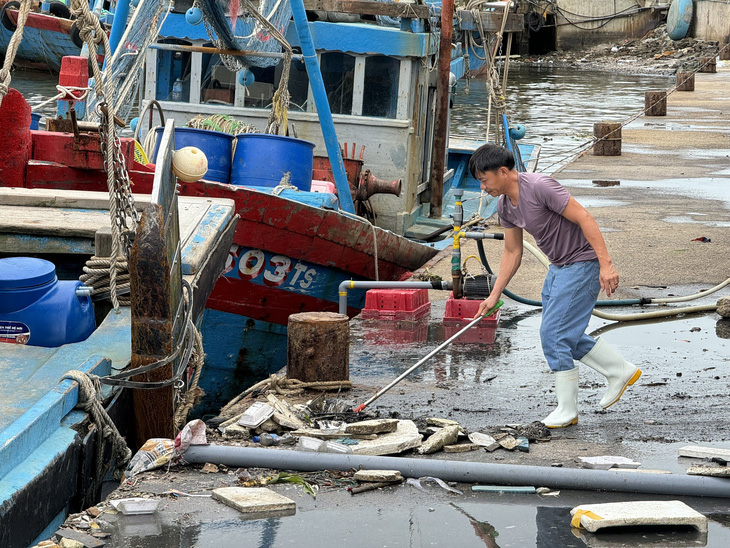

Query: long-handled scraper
(353, 300), (504, 413)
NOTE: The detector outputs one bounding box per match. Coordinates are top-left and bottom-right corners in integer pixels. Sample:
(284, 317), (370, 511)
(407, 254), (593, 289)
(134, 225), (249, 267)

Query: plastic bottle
(171, 79), (183, 101)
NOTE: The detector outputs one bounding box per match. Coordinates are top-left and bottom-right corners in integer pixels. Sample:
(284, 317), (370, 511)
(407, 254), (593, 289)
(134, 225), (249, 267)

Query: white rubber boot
(580, 338), (642, 409)
(542, 367), (579, 428)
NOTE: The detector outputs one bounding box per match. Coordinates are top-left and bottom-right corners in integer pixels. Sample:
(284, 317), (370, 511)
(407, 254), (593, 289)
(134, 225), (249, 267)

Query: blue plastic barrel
(0, 257), (95, 347)
(30, 112), (41, 130)
(231, 133), (315, 191)
(152, 127), (234, 183)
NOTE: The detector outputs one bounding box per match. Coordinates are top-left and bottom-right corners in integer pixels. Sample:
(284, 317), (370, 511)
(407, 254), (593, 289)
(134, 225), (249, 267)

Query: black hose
(476, 238), (542, 306)
(475, 239), (643, 308)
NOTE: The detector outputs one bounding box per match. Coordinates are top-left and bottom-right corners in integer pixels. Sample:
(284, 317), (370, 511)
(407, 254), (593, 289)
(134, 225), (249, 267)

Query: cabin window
(320, 52), (355, 115)
(362, 56), (399, 118)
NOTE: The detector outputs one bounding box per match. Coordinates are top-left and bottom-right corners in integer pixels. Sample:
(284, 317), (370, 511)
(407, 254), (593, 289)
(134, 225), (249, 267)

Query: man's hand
(473, 293), (501, 320)
(600, 263), (619, 297)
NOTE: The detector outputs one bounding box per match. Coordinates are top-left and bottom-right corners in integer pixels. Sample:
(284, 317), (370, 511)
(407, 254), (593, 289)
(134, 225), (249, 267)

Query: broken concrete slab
(577, 456), (641, 470)
(444, 443), (480, 453)
(417, 425), (460, 455)
(353, 470), (403, 483)
(222, 423), (252, 440)
(59, 539), (85, 548)
(266, 394), (307, 430)
(494, 433), (520, 451)
(351, 420), (422, 456)
(468, 432), (500, 451)
(678, 445), (730, 461)
(55, 528), (106, 548)
(687, 465), (730, 477)
(212, 487), (296, 517)
(570, 500), (708, 533)
(344, 419), (399, 435)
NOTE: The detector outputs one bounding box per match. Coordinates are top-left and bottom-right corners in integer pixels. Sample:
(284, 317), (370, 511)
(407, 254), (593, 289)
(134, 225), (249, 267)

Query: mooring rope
(80, 256), (131, 306)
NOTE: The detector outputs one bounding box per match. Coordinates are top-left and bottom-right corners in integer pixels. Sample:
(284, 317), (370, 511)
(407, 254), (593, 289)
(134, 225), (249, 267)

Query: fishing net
(87, 0), (171, 122)
(197, 0), (293, 71)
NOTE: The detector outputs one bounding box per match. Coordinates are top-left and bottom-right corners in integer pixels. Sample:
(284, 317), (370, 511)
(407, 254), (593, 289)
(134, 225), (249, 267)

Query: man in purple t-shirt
(469, 144), (641, 428)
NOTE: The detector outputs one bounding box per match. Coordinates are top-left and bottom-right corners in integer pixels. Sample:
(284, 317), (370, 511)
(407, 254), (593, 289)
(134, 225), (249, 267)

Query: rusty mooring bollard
(593, 122), (621, 156)
(720, 40), (730, 61)
(699, 56), (716, 73)
(676, 72), (695, 91)
(645, 91), (667, 116)
(287, 311), (349, 382)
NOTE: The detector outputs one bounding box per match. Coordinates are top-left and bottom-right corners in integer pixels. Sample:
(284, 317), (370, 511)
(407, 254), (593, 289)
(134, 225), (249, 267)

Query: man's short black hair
(468, 144), (515, 178)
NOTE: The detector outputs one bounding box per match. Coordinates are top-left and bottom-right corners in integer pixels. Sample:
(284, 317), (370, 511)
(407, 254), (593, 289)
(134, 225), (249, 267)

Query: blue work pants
(539, 259), (600, 371)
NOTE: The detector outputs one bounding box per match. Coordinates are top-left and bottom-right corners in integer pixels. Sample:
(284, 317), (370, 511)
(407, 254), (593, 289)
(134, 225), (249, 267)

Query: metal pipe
(338, 280), (452, 315)
(290, 0), (356, 214)
(148, 43), (304, 61)
(451, 188), (464, 299)
(429, 0), (455, 219)
(184, 445), (730, 499)
(462, 232), (504, 241)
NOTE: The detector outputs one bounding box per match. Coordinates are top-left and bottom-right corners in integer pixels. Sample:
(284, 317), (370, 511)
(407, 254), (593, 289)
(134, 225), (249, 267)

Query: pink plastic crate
(361, 288), (431, 321)
(311, 180), (336, 194)
(443, 294), (500, 325)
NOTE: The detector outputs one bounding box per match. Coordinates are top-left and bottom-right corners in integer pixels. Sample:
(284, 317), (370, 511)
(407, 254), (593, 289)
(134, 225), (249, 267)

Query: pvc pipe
(107, 0), (131, 61)
(184, 445), (730, 499)
(290, 0), (355, 214)
(462, 232), (504, 241)
(338, 280), (452, 315)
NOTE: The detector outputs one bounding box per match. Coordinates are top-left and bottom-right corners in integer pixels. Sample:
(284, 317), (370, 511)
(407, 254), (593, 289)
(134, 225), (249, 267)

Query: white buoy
(172, 147), (208, 182)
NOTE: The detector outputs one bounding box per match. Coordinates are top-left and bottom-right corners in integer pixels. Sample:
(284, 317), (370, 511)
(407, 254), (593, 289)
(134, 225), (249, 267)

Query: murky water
(450, 64), (673, 172)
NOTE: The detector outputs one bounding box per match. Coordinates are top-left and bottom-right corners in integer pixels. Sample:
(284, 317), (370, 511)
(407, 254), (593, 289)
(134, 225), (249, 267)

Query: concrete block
(212, 487), (296, 517)
(55, 529), (106, 548)
(687, 465), (730, 477)
(678, 445), (730, 461)
(351, 420), (422, 456)
(444, 443), (480, 453)
(570, 500), (708, 533)
(345, 419), (399, 435)
(468, 432), (500, 451)
(353, 470), (403, 482)
(417, 425), (460, 454)
(577, 456), (641, 470)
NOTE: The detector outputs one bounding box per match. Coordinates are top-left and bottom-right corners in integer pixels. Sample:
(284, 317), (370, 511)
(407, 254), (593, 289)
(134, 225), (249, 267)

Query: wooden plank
(396, 58), (412, 120)
(0, 206), (109, 238)
(0, 233), (94, 255)
(190, 51), (203, 104)
(145, 49), (157, 102)
(303, 0), (429, 19)
(351, 55), (366, 116)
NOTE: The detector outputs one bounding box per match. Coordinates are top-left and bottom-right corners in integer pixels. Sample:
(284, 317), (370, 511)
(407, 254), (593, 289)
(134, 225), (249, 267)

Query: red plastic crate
(443, 294), (500, 325)
(364, 318), (429, 345)
(443, 322), (498, 344)
(361, 288), (431, 320)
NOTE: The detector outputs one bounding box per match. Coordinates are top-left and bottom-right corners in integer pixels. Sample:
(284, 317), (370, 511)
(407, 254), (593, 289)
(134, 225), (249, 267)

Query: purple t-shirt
(497, 172), (597, 266)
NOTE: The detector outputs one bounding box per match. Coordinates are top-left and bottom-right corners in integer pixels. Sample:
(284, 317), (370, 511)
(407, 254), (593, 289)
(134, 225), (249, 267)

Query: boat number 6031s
(224, 246), (317, 289)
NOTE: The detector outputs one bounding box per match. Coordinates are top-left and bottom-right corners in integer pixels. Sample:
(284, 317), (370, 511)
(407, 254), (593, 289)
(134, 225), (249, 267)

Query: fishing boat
(5, 0), (538, 414)
(0, 0), (108, 71)
(0, 88), (237, 547)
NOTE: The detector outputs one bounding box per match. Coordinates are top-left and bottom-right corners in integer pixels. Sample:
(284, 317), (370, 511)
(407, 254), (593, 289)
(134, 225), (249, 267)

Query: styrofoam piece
(212, 487), (296, 516)
(237, 401), (275, 428)
(577, 456), (641, 470)
(678, 445), (730, 461)
(570, 500), (708, 533)
(110, 498), (160, 515)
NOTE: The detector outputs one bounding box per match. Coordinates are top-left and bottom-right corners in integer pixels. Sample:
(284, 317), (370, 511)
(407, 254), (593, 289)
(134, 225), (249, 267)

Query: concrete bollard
(593, 122), (621, 156)
(675, 71), (695, 91)
(699, 56), (716, 73)
(645, 91), (667, 116)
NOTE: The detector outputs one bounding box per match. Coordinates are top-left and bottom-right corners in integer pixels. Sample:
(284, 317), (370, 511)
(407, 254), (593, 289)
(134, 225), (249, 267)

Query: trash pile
(212, 391), (553, 458)
(525, 24), (721, 75)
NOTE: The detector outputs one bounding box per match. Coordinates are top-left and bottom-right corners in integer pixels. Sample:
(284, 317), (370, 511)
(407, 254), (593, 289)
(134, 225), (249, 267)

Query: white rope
(31, 84), (91, 111)
(0, 0), (32, 107)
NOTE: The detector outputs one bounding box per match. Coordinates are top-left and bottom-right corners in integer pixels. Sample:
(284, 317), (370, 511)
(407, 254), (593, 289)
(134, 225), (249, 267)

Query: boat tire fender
(70, 21), (84, 48)
(49, 1), (72, 19)
(0, 1), (20, 32)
